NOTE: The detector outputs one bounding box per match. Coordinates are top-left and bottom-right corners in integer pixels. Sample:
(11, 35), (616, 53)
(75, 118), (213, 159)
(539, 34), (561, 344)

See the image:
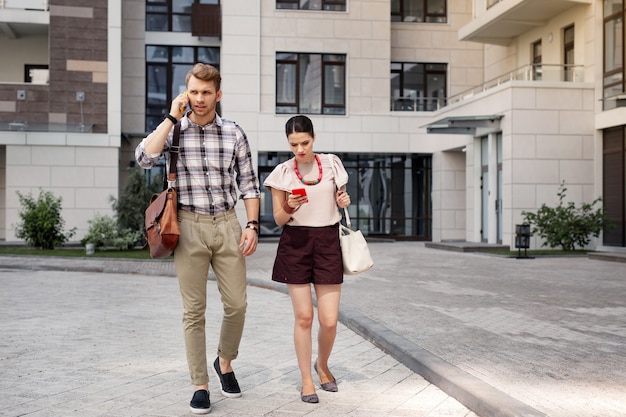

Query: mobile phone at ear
(292, 188), (307, 197)
(180, 91), (188, 114)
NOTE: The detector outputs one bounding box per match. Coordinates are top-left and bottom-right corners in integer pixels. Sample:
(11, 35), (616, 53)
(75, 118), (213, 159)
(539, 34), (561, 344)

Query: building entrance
(258, 152), (432, 240)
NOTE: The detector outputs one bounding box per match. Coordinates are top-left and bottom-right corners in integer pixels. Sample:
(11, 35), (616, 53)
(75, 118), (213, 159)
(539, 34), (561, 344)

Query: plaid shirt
(136, 114), (260, 215)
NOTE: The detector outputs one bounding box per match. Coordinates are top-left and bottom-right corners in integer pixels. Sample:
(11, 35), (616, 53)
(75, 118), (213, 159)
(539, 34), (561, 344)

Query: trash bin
(514, 224), (531, 259)
(515, 224), (530, 249)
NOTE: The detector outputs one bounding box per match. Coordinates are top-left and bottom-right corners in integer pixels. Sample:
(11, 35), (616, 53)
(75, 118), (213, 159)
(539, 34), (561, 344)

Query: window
(146, 0), (219, 32)
(258, 152), (432, 239)
(602, 127), (626, 247)
(390, 62), (447, 111)
(24, 64), (49, 84)
(532, 40), (542, 80)
(276, 53), (346, 115)
(564, 25), (575, 81)
(276, 0), (346, 11)
(145, 45), (220, 131)
(604, 0), (624, 110)
(391, 0), (447, 23)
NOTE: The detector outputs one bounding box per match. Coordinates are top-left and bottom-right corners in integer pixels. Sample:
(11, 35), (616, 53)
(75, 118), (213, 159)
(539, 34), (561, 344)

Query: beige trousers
(174, 209), (247, 386)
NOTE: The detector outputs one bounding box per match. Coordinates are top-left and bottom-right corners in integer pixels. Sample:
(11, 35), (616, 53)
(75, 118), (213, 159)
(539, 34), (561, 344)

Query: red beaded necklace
(294, 154), (323, 185)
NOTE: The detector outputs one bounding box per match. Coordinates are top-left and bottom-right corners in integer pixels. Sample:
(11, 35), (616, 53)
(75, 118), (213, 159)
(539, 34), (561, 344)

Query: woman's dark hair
(285, 115), (314, 138)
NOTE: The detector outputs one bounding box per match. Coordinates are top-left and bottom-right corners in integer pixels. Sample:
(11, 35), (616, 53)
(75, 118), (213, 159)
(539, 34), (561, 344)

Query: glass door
(497, 133), (503, 243)
(481, 137), (488, 242)
(481, 134), (502, 243)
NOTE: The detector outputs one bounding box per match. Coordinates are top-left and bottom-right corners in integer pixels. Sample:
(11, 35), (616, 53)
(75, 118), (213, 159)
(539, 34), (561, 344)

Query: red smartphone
(292, 188), (307, 197)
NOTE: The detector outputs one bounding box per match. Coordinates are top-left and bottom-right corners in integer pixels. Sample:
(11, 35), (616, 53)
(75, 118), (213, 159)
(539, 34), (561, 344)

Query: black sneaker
(189, 389), (211, 414)
(213, 357), (242, 398)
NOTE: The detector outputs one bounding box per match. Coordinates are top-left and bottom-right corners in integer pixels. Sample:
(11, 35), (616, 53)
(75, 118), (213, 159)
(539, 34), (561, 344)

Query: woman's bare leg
(314, 284), (341, 383)
(288, 284), (316, 395)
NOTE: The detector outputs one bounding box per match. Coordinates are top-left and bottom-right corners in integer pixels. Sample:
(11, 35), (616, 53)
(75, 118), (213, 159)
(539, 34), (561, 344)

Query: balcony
(391, 97), (445, 112)
(0, 84), (93, 133)
(0, 0), (49, 39)
(191, 3), (221, 38)
(0, 121), (93, 133)
(459, 0), (591, 46)
(447, 63), (585, 106)
(391, 63), (585, 112)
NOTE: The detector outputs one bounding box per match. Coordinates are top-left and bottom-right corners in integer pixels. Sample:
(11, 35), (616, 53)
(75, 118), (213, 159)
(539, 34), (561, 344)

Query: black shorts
(272, 224), (343, 285)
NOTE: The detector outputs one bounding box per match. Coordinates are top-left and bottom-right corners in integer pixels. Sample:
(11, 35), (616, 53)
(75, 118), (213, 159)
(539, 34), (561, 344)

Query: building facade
(0, 0), (120, 241)
(1, 0), (624, 252)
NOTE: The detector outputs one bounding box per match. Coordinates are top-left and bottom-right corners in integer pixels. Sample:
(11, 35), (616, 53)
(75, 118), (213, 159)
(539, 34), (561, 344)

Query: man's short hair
(186, 63), (221, 91)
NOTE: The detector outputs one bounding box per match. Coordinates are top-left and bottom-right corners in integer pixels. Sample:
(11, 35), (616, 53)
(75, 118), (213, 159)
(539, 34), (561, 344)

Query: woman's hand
(336, 190), (350, 208)
(287, 193), (308, 210)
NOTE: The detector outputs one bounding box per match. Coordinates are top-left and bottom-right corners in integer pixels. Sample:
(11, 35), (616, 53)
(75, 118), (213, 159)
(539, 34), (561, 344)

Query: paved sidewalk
(1, 241), (625, 417)
(252, 242), (626, 417)
(0, 259), (476, 416)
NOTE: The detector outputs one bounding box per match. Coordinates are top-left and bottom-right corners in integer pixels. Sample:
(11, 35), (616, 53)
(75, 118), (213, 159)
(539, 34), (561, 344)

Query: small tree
(15, 189), (76, 249)
(109, 166), (162, 238)
(522, 181), (613, 251)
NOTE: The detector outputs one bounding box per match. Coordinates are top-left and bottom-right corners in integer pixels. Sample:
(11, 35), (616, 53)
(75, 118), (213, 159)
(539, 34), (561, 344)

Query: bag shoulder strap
(331, 155), (351, 229)
(166, 122), (182, 188)
(343, 207), (352, 229)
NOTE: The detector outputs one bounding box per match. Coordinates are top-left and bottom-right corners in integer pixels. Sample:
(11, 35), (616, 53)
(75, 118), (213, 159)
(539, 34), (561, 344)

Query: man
(135, 63), (260, 414)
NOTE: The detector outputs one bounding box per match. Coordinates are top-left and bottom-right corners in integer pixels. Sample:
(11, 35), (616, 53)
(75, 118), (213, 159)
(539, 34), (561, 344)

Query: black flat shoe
(213, 357), (242, 398)
(189, 389), (211, 414)
(301, 392), (319, 403)
(314, 362), (338, 392)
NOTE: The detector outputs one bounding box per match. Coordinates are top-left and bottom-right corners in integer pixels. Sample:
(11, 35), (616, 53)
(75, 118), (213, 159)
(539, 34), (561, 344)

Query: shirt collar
(181, 112), (223, 131)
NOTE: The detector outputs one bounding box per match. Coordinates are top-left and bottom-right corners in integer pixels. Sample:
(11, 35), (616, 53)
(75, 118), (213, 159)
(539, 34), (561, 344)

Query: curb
(337, 304), (546, 417)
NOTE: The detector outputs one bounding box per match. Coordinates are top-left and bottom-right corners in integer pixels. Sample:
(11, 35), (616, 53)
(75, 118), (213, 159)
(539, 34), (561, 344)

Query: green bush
(15, 189), (76, 250)
(522, 182), (614, 251)
(109, 166), (162, 239)
(81, 214), (142, 250)
(82, 166), (160, 251)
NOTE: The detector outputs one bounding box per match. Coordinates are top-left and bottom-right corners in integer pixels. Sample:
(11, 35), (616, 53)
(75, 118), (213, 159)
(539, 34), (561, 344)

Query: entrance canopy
(423, 114), (503, 135)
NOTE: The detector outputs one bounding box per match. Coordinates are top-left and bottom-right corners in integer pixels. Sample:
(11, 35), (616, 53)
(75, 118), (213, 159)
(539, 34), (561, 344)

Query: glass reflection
(258, 152), (431, 239)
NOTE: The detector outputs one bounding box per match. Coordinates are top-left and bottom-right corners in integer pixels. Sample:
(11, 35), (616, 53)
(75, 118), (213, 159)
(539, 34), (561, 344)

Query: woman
(263, 115), (351, 403)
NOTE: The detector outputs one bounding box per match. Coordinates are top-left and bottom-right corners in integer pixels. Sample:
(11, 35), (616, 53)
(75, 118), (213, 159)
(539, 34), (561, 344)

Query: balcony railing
(0, 121), (93, 133)
(0, 84), (93, 133)
(447, 64), (584, 106)
(391, 64), (585, 112)
(391, 97), (445, 112)
(0, 0), (48, 11)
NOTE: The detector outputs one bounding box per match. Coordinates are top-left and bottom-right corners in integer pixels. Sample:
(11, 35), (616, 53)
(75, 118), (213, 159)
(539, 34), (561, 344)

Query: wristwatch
(246, 220), (259, 234)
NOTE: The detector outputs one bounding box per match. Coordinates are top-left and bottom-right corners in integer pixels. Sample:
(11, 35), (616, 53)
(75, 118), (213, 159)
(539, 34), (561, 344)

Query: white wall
(432, 80), (595, 248)
(432, 150), (466, 242)
(2, 133), (119, 242)
(392, 0), (482, 98)
(515, 5), (592, 81)
(255, 0), (391, 120)
(121, 0), (147, 135)
(0, 35), (48, 83)
(227, 0), (482, 154)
